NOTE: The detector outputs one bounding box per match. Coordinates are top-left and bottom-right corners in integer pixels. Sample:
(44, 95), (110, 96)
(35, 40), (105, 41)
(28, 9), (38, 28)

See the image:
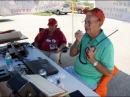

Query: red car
(76, 2), (89, 14)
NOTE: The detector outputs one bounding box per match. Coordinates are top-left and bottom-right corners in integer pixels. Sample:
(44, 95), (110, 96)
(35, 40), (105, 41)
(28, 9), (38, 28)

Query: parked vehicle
(76, 2), (89, 14)
(51, 3), (71, 15)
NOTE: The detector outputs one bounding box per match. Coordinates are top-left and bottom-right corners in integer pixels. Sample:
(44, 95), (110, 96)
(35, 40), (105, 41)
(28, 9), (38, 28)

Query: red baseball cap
(91, 8), (105, 25)
(48, 18), (57, 26)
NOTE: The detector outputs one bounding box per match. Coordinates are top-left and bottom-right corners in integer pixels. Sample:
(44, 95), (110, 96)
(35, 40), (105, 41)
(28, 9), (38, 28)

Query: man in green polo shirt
(66, 8), (114, 90)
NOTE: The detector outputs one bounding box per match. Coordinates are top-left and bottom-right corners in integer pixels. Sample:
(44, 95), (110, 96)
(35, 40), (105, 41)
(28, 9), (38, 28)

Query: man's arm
(89, 57), (112, 76)
(70, 30), (83, 57)
(86, 46), (114, 76)
(94, 62), (112, 76)
(58, 29), (67, 52)
(70, 40), (80, 57)
(34, 29), (45, 49)
(58, 43), (66, 52)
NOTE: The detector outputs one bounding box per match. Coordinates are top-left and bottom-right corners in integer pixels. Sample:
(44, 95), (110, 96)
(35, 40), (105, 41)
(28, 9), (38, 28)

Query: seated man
(66, 8), (114, 90)
(34, 18), (67, 63)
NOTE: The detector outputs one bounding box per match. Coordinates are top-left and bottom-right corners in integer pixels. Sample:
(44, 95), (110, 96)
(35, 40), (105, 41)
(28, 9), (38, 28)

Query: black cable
(79, 41), (88, 64)
(95, 29), (118, 47)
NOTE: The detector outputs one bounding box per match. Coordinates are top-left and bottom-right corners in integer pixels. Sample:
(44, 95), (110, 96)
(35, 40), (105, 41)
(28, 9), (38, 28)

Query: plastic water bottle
(5, 52), (14, 71)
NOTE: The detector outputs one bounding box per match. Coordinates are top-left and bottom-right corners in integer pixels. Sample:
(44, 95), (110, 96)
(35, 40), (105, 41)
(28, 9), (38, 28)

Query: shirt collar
(95, 29), (106, 42)
(85, 29), (106, 42)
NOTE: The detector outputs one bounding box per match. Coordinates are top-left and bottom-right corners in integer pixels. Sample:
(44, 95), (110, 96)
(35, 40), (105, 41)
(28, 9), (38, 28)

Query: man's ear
(98, 21), (102, 27)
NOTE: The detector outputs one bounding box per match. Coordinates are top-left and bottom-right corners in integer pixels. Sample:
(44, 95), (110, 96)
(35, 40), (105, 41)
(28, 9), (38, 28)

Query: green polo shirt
(74, 30), (114, 85)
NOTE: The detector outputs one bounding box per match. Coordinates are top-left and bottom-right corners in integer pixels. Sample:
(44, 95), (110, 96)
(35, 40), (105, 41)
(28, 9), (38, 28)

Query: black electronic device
(23, 59), (59, 76)
(0, 66), (10, 82)
(61, 47), (68, 53)
(7, 73), (37, 97)
(69, 90), (85, 97)
(7, 42), (28, 58)
(0, 46), (7, 55)
(7, 73), (28, 92)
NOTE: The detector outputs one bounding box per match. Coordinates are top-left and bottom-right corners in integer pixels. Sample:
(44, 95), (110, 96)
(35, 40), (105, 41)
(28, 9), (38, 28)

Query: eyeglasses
(84, 14), (100, 26)
(85, 19), (99, 26)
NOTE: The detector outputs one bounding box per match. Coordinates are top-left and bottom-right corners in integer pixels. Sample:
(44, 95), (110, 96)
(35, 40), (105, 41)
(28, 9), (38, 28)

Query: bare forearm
(92, 60), (112, 76)
(86, 49), (112, 76)
(70, 40), (80, 57)
(97, 63), (112, 76)
(59, 43), (66, 50)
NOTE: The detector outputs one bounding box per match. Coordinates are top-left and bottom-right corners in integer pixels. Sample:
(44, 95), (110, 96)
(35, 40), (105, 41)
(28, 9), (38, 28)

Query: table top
(0, 44), (99, 97)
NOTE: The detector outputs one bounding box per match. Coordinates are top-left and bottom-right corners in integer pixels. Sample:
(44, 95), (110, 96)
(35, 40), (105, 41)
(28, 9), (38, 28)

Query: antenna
(95, 29), (118, 47)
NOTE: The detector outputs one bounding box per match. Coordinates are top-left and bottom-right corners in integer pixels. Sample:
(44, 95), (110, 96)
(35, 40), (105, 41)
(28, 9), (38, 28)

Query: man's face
(85, 13), (100, 36)
(48, 25), (57, 32)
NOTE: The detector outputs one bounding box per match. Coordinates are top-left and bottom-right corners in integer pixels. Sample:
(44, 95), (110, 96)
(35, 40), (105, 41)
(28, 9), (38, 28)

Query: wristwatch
(93, 61), (98, 67)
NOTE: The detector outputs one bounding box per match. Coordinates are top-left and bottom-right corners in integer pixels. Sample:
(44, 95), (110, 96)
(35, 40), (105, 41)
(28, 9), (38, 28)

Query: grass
(33, 11), (52, 16)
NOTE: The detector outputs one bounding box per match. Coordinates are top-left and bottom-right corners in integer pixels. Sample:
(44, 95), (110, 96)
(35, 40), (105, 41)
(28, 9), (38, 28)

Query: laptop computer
(23, 59), (58, 76)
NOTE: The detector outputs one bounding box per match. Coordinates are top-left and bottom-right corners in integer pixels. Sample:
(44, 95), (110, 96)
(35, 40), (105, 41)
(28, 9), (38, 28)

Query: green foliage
(84, 2), (94, 9)
(33, 11), (52, 16)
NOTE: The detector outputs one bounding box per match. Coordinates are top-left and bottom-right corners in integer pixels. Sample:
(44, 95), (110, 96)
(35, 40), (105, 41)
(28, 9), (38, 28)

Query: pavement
(0, 13), (130, 75)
